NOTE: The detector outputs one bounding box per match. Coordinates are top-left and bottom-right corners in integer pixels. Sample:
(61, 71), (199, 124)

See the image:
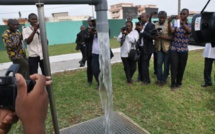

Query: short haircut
(28, 13), (37, 20)
(181, 8), (189, 14)
(135, 22), (142, 26)
(126, 21), (133, 27)
(158, 11), (167, 17)
(7, 19), (16, 26)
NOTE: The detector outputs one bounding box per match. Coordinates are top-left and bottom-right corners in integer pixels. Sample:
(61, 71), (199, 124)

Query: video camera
(90, 17), (96, 27)
(191, 0), (215, 45)
(0, 64), (35, 111)
(121, 26), (128, 33)
(151, 28), (163, 37)
(171, 15), (178, 19)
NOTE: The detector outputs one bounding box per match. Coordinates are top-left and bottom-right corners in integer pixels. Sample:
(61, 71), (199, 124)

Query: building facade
(109, 3), (157, 19)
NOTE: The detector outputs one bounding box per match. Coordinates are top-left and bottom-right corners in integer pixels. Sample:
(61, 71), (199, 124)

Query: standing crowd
(2, 13), (45, 79)
(117, 8), (192, 90)
(0, 8), (214, 133)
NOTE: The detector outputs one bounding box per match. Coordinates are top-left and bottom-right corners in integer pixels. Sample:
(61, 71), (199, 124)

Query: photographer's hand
(33, 24), (39, 32)
(15, 74), (52, 134)
(0, 109), (18, 134)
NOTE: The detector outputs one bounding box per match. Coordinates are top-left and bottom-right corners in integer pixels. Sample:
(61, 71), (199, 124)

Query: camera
(171, 15), (178, 19)
(90, 17), (96, 27)
(0, 64), (35, 111)
(91, 27), (97, 33)
(151, 28), (163, 37)
(138, 16), (141, 21)
(121, 26), (128, 32)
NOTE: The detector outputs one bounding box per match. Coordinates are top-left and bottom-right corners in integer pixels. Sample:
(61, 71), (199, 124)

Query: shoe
(201, 83), (212, 87)
(170, 84), (177, 91)
(142, 81), (150, 85)
(155, 81), (161, 85)
(87, 82), (92, 86)
(160, 81), (166, 86)
(176, 83), (182, 88)
(136, 78), (142, 82)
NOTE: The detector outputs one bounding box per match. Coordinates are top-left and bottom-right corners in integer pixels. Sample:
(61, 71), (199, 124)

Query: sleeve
(126, 30), (139, 43)
(2, 32), (14, 48)
(117, 32), (123, 42)
(142, 24), (155, 39)
(22, 27), (30, 40)
(76, 33), (80, 44)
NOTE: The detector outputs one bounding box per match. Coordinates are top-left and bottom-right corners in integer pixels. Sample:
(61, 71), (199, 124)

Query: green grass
(9, 50), (215, 134)
(0, 38), (120, 63)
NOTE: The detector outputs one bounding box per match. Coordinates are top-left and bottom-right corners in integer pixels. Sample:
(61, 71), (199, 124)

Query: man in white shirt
(22, 13), (45, 75)
(117, 21), (139, 85)
(201, 43), (215, 87)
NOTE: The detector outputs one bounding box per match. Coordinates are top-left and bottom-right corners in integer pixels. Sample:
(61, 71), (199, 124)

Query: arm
(2, 32), (15, 49)
(84, 28), (94, 42)
(126, 30), (139, 43)
(15, 74), (52, 134)
(158, 35), (172, 41)
(141, 23), (155, 39)
(24, 25), (39, 44)
(117, 32), (123, 42)
(181, 20), (191, 33)
(168, 17), (175, 33)
(76, 33), (81, 44)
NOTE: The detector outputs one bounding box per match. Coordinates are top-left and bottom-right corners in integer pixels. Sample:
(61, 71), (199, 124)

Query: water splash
(98, 32), (114, 134)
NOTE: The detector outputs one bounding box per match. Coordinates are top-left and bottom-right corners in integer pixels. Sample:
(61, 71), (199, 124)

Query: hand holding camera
(121, 26), (128, 35)
(151, 28), (163, 38)
(168, 15), (179, 23)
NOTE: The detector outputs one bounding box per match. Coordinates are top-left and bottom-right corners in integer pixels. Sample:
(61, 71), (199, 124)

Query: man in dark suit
(139, 13), (155, 84)
(84, 17), (96, 86)
(76, 25), (86, 67)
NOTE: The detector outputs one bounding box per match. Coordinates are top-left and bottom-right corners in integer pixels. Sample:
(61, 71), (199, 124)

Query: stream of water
(98, 32), (114, 134)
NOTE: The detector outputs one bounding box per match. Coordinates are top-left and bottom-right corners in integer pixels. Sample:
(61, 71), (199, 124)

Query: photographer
(154, 11), (172, 86)
(117, 21), (139, 85)
(168, 8), (191, 90)
(84, 17), (96, 86)
(2, 19), (29, 80)
(22, 13), (45, 75)
(76, 25), (86, 67)
(139, 13), (155, 85)
(89, 19), (100, 89)
(0, 74), (52, 134)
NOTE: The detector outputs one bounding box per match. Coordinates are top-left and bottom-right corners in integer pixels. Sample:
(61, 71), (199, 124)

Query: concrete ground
(0, 45), (204, 76)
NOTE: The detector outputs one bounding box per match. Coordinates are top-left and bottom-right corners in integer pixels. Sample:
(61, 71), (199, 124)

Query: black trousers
(121, 57), (136, 83)
(80, 46), (86, 65)
(153, 51), (157, 75)
(204, 58), (215, 84)
(138, 47), (143, 81)
(87, 55), (93, 83)
(141, 53), (152, 83)
(28, 56), (45, 75)
(92, 54), (100, 85)
(170, 51), (188, 86)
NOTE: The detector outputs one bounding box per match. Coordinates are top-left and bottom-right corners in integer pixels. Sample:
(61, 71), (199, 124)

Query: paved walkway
(0, 45), (204, 76)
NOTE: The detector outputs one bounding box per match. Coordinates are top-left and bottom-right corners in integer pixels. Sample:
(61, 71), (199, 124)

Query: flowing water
(98, 32), (114, 134)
